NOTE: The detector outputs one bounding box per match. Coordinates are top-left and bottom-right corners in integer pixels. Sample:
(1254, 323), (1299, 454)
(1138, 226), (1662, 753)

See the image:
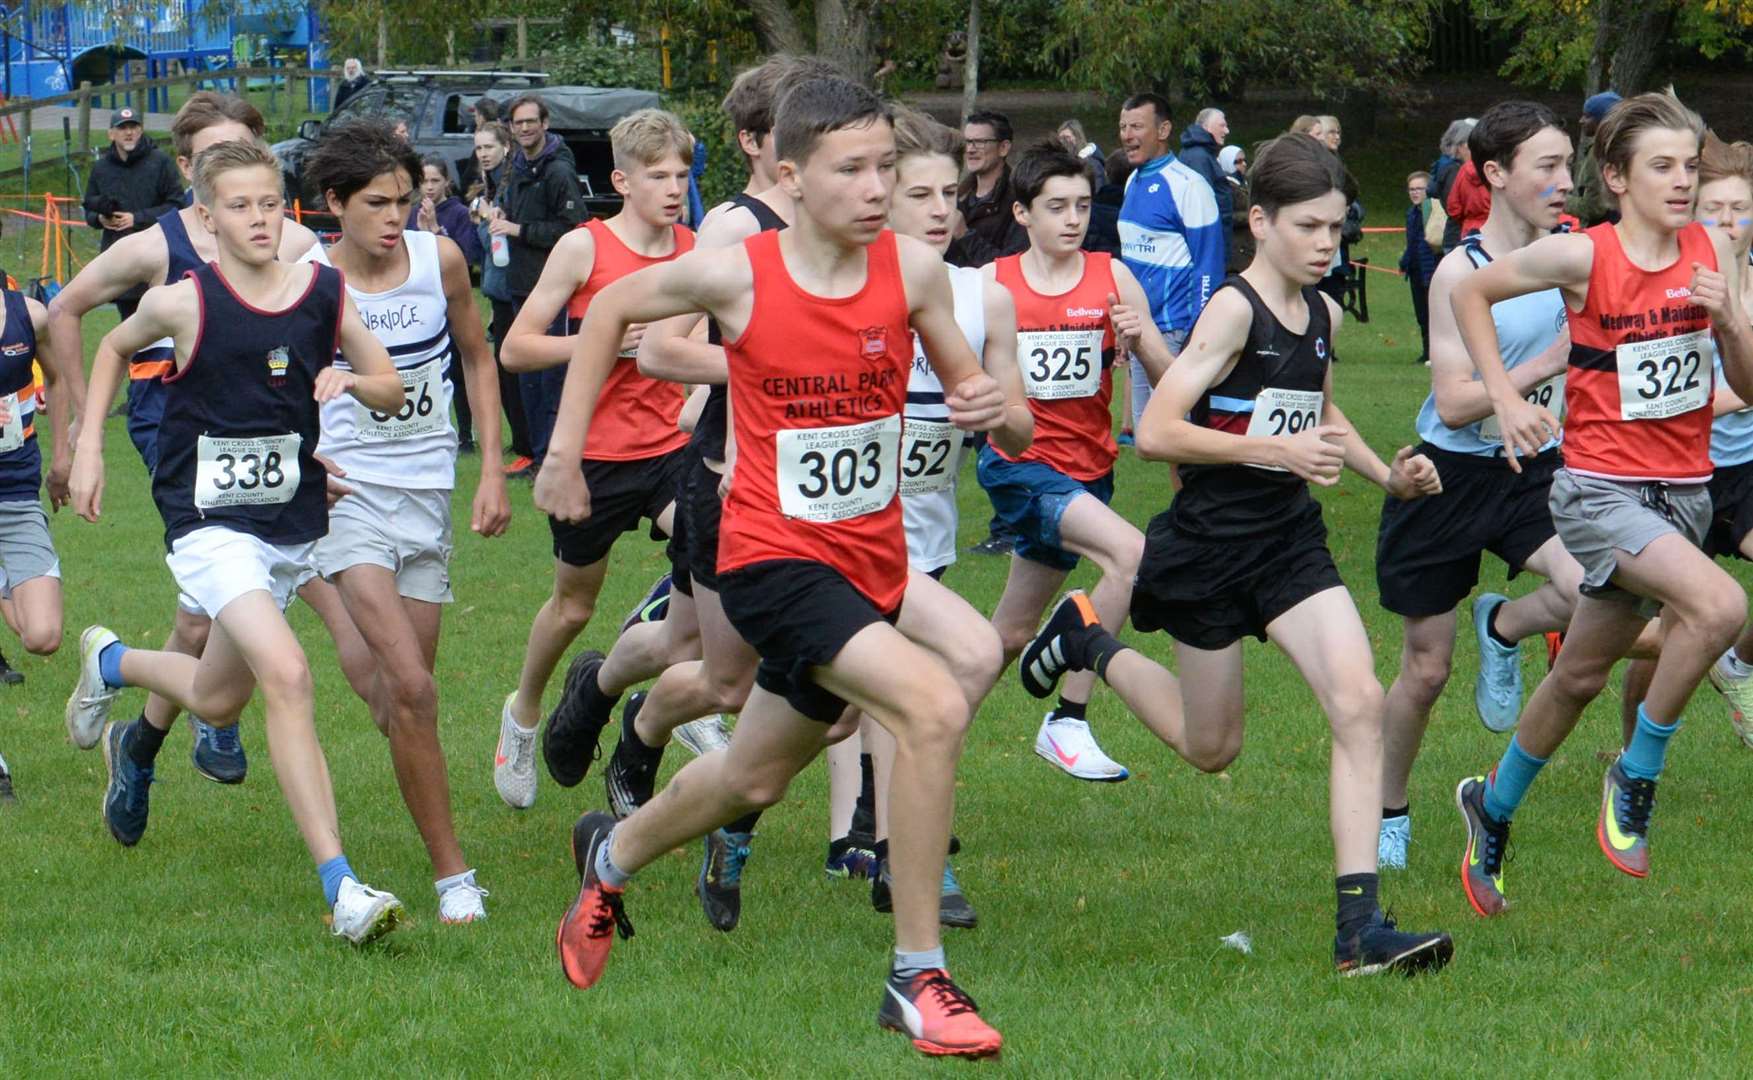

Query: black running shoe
(968, 535), (1014, 557)
(604, 693), (664, 820)
(872, 857), (976, 928)
(697, 827), (753, 932)
(543, 650), (608, 788)
(1019, 591), (1100, 699)
(1334, 910), (1454, 976)
(0, 649), (22, 686)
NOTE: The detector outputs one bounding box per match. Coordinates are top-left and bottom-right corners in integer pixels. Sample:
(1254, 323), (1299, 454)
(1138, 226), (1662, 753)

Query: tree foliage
(1471, 0), (1753, 94)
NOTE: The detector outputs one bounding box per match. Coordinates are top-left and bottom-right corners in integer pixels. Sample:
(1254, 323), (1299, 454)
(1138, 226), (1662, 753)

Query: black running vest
(692, 192), (788, 461)
(0, 289), (41, 501)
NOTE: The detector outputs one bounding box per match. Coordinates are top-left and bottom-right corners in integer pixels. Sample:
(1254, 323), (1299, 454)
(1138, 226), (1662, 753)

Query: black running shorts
(680, 450), (727, 596)
(547, 448), (688, 568)
(1706, 460), (1753, 561)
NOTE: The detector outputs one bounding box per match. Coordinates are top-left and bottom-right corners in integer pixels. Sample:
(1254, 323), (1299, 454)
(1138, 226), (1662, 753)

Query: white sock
(1723, 648), (1753, 679)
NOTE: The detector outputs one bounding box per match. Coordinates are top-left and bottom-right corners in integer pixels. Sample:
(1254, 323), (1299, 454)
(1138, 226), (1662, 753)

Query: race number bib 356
(776, 415), (901, 522)
(357, 358), (447, 440)
(1617, 330), (1711, 421)
(1018, 329), (1103, 401)
(1244, 387), (1324, 471)
(195, 433), (301, 509)
(1480, 374), (1565, 443)
(899, 418), (962, 496)
(0, 392), (25, 454)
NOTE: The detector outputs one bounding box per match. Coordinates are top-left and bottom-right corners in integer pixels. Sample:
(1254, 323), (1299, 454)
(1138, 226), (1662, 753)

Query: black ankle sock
(1335, 872), (1380, 937)
(873, 837), (889, 866)
(851, 752), (876, 836)
(725, 809), (762, 835)
(1382, 805), (1409, 820)
(128, 715), (169, 767)
(582, 667), (619, 717)
(1055, 697), (1088, 722)
(1082, 629), (1129, 680)
(1486, 602), (1517, 650)
(622, 700), (662, 757)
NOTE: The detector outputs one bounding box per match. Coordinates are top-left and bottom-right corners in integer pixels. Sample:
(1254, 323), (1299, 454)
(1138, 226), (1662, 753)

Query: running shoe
(1455, 775), (1510, 916)
(0, 648), (23, 685)
(0, 749), (14, 801)
(541, 650), (608, 788)
(503, 454), (535, 477)
(190, 717), (247, 784)
(438, 870), (489, 924)
(826, 837), (880, 880)
(1378, 813), (1411, 871)
(1116, 431), (1135, 447)
(672, 714), (732, 757)
(1707, 651), (1753, 748)
(878, 968), (1003, 1058)
(558, 810), (632, 989)
(66, 626), (121, 750)
(1333, 910), (1454, 976)
(1472, 593), (1522, 733)
(1597, 755), (1654, 878)
(605, 693), (663, 820)
(101, 720), (153, 847)
(697, 827), (752, 932)
(1019, 591), (1101, 699)
(939, 863), (977, 929)
(331, 877), (406, 945)
(1545, 631), (1564, 670)
(1034, 713), (1128, 782)
(620, 572), (673, 633)
(968, 535), (1013, 557)
(493, 695), (538, 809)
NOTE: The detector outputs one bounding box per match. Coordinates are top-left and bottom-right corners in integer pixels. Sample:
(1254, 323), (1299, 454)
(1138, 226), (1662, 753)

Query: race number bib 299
(1244, 387), (1324, 472)
(1018, 329), (1103, 401)
(776, 415), (901, 522)
(1617, 330), (1711, 421)
(899, 418), (962, 496)
(1480, 374), (1565, 443)
(357, 358), (447, 440)
(195, 433), (301, 510)
(0, 392), (25, 454)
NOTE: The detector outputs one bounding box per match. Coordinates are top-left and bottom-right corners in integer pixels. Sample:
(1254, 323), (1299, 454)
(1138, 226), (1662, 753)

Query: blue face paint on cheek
(1739, 218), (1753, 229)
(1539, 185), (1557, 200)
(1701, 218), (1720, 228)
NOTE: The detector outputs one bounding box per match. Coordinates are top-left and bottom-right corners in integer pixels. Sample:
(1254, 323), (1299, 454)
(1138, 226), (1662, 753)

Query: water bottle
(490, 232), (510, 268)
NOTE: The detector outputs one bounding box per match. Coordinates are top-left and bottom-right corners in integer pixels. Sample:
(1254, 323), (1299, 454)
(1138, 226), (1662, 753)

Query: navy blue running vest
(0, 289), (42, 500)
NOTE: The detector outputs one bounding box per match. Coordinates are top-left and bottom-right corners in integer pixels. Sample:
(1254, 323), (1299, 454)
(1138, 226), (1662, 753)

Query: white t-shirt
(901, 263), (986, 572)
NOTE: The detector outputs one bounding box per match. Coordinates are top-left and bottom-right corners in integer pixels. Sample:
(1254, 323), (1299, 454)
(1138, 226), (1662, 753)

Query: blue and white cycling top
(1117, 152), (1225, 335)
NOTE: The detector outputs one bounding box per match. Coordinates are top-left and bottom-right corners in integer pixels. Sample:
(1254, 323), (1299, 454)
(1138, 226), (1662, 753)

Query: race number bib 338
(1018, 329), (1103, 401)
(899, 418), (962, 496)
(1244, 387), (1324, 471)
(776, 415), (901, 522)
(1481, 374), (1565, 443)
(1617, 330), (1711, 421)
(195, 433), (301, 509)
(357, 358), (446, 440)
(0, 392), (24, 454)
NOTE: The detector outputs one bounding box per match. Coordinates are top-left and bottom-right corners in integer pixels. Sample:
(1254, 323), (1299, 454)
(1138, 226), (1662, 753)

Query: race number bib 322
(1480, 374), (1565, 443)
(775, 415), (901, 522)
(1018, 329), (1103, 401)
(0, 392), (25, 454)
(1244, 387), (1324, 472)
(195, 433), (301, 509)
(899, 418), (962, 496)
(357, 358), (447, 440)
(1617, 330), (1711, 421)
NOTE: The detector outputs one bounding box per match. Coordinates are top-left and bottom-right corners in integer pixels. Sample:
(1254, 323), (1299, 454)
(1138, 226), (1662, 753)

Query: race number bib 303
(195, 433), (301, 510)
(775, 415), (901, 522)
(1617, 330), (1711, 421)
(1018, 329), (1103, 401)
(899, 418), (962, 496)
(0, 392), (24, 454)
(1480, 374), (1565, 443)
(1243, 387), (1324, 471)
(357, 358), (447, 440)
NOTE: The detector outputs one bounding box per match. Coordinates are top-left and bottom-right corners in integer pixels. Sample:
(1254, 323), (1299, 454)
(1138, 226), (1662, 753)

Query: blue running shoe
(620, 572), (673, 633)
(1472, 593), (1523, 733)
(102, 720), (153, 846)
(190, 717), (247, 784)
(697, 827), (753, 932)
(1378, 813), (1410, 871)
(825, 837), (879, 880)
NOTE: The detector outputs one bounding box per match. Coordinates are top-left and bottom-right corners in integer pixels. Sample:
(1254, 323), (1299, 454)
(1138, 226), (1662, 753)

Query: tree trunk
(748, 0), (809, 55)
(816, 0), (878, 84)
(961, 0), (979, 122)
(1608, 0), (1677, 94)
(1585, 0), (1618, 93)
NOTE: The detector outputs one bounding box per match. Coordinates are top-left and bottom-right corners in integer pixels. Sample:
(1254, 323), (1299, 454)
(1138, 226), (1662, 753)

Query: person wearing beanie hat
(1568, 90), (1623, 227)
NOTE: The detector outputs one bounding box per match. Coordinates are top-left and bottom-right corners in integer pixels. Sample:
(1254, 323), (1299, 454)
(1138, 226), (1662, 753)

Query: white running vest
(901, 263), (987, 572)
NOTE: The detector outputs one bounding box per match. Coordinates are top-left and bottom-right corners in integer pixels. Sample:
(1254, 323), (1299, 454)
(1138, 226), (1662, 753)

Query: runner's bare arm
(1428, 250), (1569, 428)
(977, 278), (1032, 457)
(501, 227), (596, 372)
(636, 205), (762, 385)
(679, 383), (709, 432)
(901, 237), (1003, 430)
(73, 281), (191, 521)
(28, 298), (74, 510)
(1109, 261), (1175, 384)
(1324, 356), (1443, 500)
(278, 218), (322, 261)
(320, 291), (405, 411)
(44, 227), (170, 420)
(1700, 228), (1753, 403)
(437, 235), (510, 537)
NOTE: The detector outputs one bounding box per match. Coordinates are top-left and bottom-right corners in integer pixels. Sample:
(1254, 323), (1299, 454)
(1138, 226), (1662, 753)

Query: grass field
(10, 228), (1753, 1078)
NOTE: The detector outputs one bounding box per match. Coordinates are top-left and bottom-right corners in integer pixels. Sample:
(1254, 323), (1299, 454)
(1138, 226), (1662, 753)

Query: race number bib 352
(899, 418), (962, 496)
(1480, 374), (1565, 443)
(1243, 387), (1324, 471)
(357, 358), (447, 440)
(0, 392), (25, 454)
(1018, 329), (1103, 401)
(1617, 330), (1711, 421)
(195, 433), (301, 509)
(776, 415), (901, 522)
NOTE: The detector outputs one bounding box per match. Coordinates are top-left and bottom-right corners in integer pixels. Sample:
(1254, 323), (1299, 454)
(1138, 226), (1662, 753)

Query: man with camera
(82, 107), (185, 319)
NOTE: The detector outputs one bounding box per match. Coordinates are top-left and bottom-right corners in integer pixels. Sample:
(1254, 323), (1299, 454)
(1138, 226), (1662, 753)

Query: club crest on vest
(266, 345), (291, 385)
(858, 326), (890, 359)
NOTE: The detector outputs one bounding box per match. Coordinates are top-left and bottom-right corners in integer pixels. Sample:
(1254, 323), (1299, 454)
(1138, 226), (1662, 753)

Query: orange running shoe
(504, 454), (535, 476)
(556, 811), (633, 989)
(878, 969), (1003, 1058)
(1545, 631), (1564, 670)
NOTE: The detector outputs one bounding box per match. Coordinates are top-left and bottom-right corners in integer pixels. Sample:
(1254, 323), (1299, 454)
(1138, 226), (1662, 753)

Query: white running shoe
(1378, 814), (1411, 870)
(1707, 651), (1753, 749)
(331, 877), (405, 945)
(493, 694), (538, 809)
(1034, 714), (1128, 782)
(66, 626), (122, 750)
(438, 870), (489, 924)
(673, 714), (732, 757)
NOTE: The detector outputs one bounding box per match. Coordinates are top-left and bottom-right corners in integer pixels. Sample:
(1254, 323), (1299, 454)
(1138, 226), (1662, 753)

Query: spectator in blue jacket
(1400, 170), (1441, 365)
(1116, 91), (1225, 426)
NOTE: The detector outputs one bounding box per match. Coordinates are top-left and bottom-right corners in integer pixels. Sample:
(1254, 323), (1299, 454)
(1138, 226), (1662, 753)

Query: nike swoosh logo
(1047, 735), (1079, 769)
(495, 741), (509, 768)
(1340, 886), (1363, 895)
(1603, 792), (1640, 851)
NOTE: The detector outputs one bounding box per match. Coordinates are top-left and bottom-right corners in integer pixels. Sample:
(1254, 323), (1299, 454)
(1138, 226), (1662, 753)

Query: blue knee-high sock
(98, 642), (129, 689)
(319, 855), (355, 906)
(1483, 735), (1548, 822)
(1620, 704), (1680, 782)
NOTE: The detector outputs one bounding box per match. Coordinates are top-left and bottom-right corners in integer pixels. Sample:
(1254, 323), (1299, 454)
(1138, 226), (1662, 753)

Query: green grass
(9, 229), (1753, 1077)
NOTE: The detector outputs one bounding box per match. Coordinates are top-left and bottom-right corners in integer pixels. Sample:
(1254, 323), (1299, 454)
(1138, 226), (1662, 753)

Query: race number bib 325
(899, 418), (962, 496)
(1244, 387), (1324, 471)
(1018, 329), (1103, 401)
(776, 415), (901, 522)
(357, 358), (446, 440)
(1617, 330), (1711, 421)
(195, 433), (301, 509)
(1480, 374), (1565, 443)
(0, 392), (25, 454)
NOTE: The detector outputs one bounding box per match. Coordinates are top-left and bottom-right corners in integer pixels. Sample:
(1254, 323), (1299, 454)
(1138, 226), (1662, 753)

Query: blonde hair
(191, 138), (279, 206)
(610, 108), (694, 173)
(892, 104), (962, 165)
(1289, 115), (1322, 137)
(1317, 114), (1341, 136)
(1699, 129), (1753, 190)
(1595, 87), (1703, 207)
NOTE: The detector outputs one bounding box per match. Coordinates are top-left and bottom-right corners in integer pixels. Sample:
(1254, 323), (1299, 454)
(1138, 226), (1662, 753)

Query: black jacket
(1178, 126), (1232, 263)
(955, 165), (1027, 265)
(499, 134), (586, 298)
(83, 135), (183, 254)
(333, 75), (369, 113)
